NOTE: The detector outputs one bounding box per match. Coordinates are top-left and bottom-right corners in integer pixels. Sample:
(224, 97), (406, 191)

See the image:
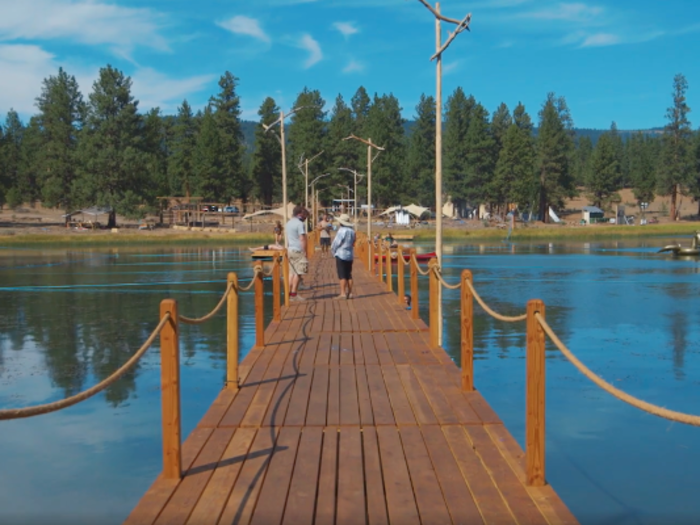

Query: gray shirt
(286, 216), (306, 252)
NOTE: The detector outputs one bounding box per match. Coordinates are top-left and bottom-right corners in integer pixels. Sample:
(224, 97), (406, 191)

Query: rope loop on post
(465, 280), (527, 322)
(432, 265), (463, 290)
(0, 313), (172, 420)
(179, 283), (233, 325)
(535, 313), (700, 427)
(410, 251), (432, 276)
(236, 266), (264, 293)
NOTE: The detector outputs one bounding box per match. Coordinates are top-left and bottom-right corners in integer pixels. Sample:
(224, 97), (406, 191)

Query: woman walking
(330, 213), (356, 299)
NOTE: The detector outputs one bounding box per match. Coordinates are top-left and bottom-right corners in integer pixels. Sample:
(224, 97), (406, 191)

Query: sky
(1, 0), (699, 130)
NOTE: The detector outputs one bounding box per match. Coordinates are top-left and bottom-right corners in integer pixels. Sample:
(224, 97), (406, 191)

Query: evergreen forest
(1, 65), (699, 225)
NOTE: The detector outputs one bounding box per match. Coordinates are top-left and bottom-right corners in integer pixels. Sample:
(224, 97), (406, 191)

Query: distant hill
(241, 120), (664, 151)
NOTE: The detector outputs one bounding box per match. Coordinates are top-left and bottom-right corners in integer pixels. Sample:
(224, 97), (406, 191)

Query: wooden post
(428, 258), (439, 348)
(283, 249), (290, 307)
(306, 231), (314, 259)
(159, 299), (181, 479)
(397, 245), (405, 306)
(378, 242), (383, 283)
(410, 248), (419, 320)
(387, 244), (393, 292)
(369, 242), (375, 275)
(461, 270), (474, 391)
(526, 299), (546, 487)
(254, 264), (265, 348)
(227, 273), (239, 390)
(272, 253), (281, 322)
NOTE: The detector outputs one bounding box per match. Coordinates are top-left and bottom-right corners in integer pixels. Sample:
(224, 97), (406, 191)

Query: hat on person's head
(335, 213), (354, 227)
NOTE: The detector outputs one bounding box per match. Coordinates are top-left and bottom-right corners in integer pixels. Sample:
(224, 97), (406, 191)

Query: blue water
(0, 238), (699, 524)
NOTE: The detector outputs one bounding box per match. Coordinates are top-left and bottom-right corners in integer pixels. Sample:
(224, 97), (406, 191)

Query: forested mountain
(1, 66), (698, 224)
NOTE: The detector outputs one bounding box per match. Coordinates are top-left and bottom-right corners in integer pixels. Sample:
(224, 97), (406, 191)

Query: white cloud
(0, 0), (168, 54)
(130, 68), (217, 113)
(580, 32), (619, 47)
(333, 22), (359, 38)
(218, 15), (270, 43)
(443, 60), (461, 75)
(0, 44), (61, 115)
(522, 3), (604, 22)
(299, 34), (322, 68)
(342, 59), (364, 74)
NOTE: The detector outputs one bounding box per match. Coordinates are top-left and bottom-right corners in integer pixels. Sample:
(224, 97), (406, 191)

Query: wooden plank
(398, 426), (452, 525)
(326, 366), (341, 426)
(362, 427), (389, 525)
(360, 332), (379, 365)
(431, 365), (481, 425)
(155, 428), (234, 525)
(336, 427), (367, 525)
(420, 425), (485, 525)
(412, 365), (460, 425)
(217, 427), (279, 525)
(355, 366), (374, 426)
(352, 332), (365, 365)
(250, 427), (301, 525)
(364, 365), (395, 426)
(315, 332), (332, 366)
(340, 332), (355, 365)
(396, 364), (438, 425)
(282, 427), (324, 525)
(376, 426), (420, 525)
(260, 341), (299, 428)
(283, 367), (314, 426)
(187, 428), (257, 525)
(305, 366), (330, 427)
(381, 367), (417, 425)
(383, 332), (409, 365)
(315, 428), (338, 525)
(124, 428), (214, 525)
(197, 388), (237, 428)
(442, 425), (517, 525)
(372, 333), (394, 366)
(340, 366), (360, 426)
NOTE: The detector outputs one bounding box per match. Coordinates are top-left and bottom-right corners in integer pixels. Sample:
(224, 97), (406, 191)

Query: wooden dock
(125, 254), (578, 525)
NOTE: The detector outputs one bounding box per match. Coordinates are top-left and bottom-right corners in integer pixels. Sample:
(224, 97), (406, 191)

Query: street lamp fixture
(338, 167), (366, 223)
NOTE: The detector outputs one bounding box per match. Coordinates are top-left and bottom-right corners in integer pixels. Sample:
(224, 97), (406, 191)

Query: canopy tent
(62, 206), (114, 218)
(242, 202), (296, 221)
(378, 204), (429, 219)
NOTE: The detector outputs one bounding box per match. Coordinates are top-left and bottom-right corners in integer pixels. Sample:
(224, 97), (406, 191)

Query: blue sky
(1, 0), (698, 129)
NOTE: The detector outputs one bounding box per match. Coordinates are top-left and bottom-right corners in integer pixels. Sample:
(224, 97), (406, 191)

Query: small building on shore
(582, 206), (605, 224)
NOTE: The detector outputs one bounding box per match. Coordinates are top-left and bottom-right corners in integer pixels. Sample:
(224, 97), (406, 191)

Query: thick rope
(410, 252), (432, 276)
(179, 283), (233, 325)
(0, 313), (172, 420)
(400, 248), (410, 266)
(465, 280), (527, 322)
(536, 313), (700, 427)
(237, 267), (263, 292)
(433, 266), (463, 290)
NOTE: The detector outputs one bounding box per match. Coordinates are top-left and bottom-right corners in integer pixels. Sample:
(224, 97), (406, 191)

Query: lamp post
(342, 135), (385, 267)
(298, 150), (324, 210)
(416, 0), (471, 346)
(263, 105), (319, 225)
(338, 167), (366, 223)
(310, 173), (330, 225)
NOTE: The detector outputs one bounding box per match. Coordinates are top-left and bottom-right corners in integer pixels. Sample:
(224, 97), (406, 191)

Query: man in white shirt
(285, 205), (309, 301)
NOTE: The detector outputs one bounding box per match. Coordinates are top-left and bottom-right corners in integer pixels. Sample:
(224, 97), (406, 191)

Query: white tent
(242, 202), (296, 221)
(378, 203), (429, 219)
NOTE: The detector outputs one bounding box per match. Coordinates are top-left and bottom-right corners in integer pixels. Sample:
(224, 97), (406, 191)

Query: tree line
(0, 66), (698, 225)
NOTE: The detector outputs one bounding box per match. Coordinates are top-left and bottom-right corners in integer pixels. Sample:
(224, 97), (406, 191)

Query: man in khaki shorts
(286, 205), (309, 301)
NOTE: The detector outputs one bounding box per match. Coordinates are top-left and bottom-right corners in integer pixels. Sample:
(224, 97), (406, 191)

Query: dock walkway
(125, 254), (578, 525)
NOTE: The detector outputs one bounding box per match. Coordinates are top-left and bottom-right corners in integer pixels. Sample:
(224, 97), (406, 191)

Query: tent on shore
(242, 203), (296, 221)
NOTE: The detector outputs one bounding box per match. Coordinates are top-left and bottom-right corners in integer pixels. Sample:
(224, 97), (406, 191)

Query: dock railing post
(159, 299), (181, 479)
(397, 245), (405, 305)
(387, 245), (393, 292)
(254, 264), (265, 348)
(428, 258), (439, 348)
(526, 299), (546, 487)
(461, 270), (474, 391)
(227, 273), (239, 390)
(272, 253), (281, 322)
(369, 242), (375, 276)
(410, 248), (419, 320)
(378, 242), (383, 283)
(307, 231), (314, 259)
(283, 249), (290, 307)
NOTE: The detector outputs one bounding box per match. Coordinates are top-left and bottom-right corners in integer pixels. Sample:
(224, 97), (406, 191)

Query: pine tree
(587, 131), (621, 208)
(491, 102), (512, 153)
(16, 116), (43, 205)
(2, 110), (24, 207)
(286, 87), (327, 204)
(574, 136), (593, 186)
(75, 65), (150, 226)
(493, 103), (536, 212)
(463, 103), (496, 207)
(142, 107), (169, 204)
(168, 100), (197, 197)
(351, 86), (371, 139)
(35, 67), (85, 217)
(444, 88), (476, 211)
(658, 73), (693, 220)
(252, 97), (282, 206)
(192, 106), (226, 201)
(536, 93), (576, 222)
(326, 94), (357, 192)
(405, 94), (436, 204)
(211, 72), (246, 202)
(628, 132), (658, 206)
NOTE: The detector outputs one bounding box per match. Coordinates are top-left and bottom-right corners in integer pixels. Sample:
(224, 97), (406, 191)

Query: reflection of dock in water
(124, 253), (577, 525)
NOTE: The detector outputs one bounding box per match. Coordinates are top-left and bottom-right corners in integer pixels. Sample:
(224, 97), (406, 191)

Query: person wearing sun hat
(330, 213), (356, 299)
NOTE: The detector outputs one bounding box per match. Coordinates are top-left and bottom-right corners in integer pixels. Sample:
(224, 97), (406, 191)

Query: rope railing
(536, 313), (700, 427)
(411, 251), (432, 276)
(179, 283), (233, 325)
(432, 265), (463, 290)
(465, 280), (527, 323)
(236, 266), (264, 292)
(0, 313), (172, 421)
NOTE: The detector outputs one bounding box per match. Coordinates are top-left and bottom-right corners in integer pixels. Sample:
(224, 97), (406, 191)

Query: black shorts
(320, 237), (331, 247)
(335, 257), (353, 281)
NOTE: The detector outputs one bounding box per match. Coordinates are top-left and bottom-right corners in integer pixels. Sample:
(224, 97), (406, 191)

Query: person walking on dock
(317, 215), (332, 257)
(331, 213), (356, 299)
(286, 206), (309, 301)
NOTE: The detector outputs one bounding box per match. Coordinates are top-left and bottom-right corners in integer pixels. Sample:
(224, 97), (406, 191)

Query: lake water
(0, 237), (699, 525)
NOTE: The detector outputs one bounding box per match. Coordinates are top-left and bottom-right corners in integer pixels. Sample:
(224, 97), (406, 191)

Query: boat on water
(658, 232), (700, 256)
(374, 251), (436, 263)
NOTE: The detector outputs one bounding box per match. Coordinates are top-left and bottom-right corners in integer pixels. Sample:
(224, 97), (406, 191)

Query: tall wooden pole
(367, 141), (372, 268)
(304, 158), (309, 210)
(281, 110), (288, 226)
(435, 2), (444, 347)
